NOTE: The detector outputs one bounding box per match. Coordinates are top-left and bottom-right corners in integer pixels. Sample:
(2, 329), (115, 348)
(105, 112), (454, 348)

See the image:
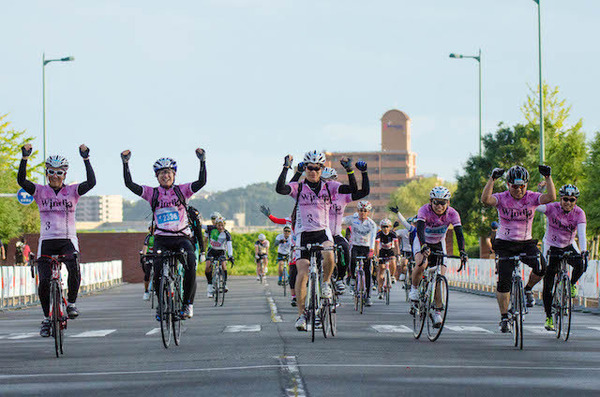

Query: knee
(497, 277), (511, 293)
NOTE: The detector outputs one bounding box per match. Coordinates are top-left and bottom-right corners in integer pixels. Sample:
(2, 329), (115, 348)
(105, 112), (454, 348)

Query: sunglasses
(46, 169), (66, 176)
(381, 226), (390, 229)
(432, 200), (448, 206)
(306, 165), (322, 172)
(358, 209), (369, 212)
(509, 184), (526, 190)
(562, 197), (576, 203)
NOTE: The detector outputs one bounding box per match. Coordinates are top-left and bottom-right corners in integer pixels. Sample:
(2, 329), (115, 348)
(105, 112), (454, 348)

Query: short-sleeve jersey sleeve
(177, 183), (194, 199)
(416, 204), (428, 221)
(576, 207), (587, 224)
(448, 207), (462, 227)
(288, 182), (299, 199)
(141, 185), (154, 203)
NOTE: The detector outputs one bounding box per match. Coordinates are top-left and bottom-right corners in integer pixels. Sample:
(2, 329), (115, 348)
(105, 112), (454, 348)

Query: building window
(380, 167), (406, 175)
(382, 154), (406, 162)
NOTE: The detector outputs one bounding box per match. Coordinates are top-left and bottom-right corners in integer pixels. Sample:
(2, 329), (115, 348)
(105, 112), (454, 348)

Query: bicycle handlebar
(430, 251), (468, 272)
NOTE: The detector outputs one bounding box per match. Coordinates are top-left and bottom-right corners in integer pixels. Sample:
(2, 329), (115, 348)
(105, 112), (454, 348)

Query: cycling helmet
(258, 233), (266, 241)
(321, 167), (338, 180)
(380, 218), (392, 227)
(45, 155), (69, 170)
(153, 157), (177, 174)
(559, 184), (580, 198)
(357, 200), (372, 211)
(210, 211), (222, 220)
(407, 216), (417, 223)
(303, 150), (326, 165)
(491, 221), (499, 230)
(506, 165), (529, 186)
(283, 225), (292, 232)
(430, 186), (451, 200)
(215, 217), (225, 225)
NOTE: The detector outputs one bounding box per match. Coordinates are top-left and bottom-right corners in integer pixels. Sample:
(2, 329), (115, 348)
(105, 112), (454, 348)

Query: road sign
(17, 188), (34, 205)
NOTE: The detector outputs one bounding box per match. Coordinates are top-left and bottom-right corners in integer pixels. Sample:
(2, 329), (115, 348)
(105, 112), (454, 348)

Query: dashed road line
(445, 326), (494, 334)
(371, 324), (412, 333)
(70, 330), (116, 338)
(224, 325), (261, 333)
(278, 355), (307, 397)
(146, 328), (161, 336)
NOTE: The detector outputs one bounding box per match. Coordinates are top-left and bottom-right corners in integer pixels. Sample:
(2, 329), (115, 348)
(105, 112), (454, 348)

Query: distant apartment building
(325, 109), (417, 220)
(76, 195), (123, 223)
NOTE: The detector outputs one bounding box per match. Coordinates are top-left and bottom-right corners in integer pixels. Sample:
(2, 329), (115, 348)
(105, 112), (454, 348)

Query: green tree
(581, 132), (600, 236)
(387, 176), (456, 218)
(0, 114), (42, 241)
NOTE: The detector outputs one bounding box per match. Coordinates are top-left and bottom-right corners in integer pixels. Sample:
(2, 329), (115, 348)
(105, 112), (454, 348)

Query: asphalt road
(2, 276), (600, 396)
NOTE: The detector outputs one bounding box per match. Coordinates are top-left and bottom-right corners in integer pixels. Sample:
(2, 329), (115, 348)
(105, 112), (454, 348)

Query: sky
(2, 1), (599, 200)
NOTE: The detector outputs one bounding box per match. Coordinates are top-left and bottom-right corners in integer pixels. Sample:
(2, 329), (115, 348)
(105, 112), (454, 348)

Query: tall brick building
(325, 109), (417, 220)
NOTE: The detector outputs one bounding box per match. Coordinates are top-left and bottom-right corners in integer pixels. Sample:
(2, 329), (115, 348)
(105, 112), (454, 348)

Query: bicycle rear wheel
(218, 269), (226, 307)
(426, 275), (448, 342)
(561, 275), (572, 341)
(385, 269), (391, 306)
(159, 276), (172, 348)
(310, 274), (317, 342)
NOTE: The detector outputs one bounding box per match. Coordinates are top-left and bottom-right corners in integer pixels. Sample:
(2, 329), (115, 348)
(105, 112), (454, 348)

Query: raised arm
(121, 150), (143, 196)
(191, 148), (207, 192)
(481, 168), (504, 206)
(290, 163), (304, 183)
(352, 161), (369, 200)
(338, 157), (358, 195)
(389, 206), (412, 230)
(275, 155), (293, 195)
(18, 144), (36, 195)
(538, 165), (556, 204)
(77, 145), (96, 196)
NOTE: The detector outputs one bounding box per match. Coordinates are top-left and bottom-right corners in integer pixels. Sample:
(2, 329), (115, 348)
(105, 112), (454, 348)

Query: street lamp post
(449, 49), (482, 156)
(42, 53), (74, 162)
(533, 0), (544, 164)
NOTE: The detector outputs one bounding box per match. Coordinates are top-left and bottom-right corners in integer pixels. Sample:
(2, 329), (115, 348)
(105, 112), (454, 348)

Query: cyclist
(374, 218), (399, 299)
(481, 165), (555, 333)
(255, 234), (270, 280)
(343, 200), (378, 306)
(390, 206), (417, 283)
(276, 151), (357, 331)
(409, 186), (467, 328)
(321, 162), (369, 292)
(121, 148), (207, 320)
(141, 225), (156, 300)
(18, 144), (96, 337)
(275, 226), (293, 286)
(537, 184), (587, 330)
(205, 217), (234, 297)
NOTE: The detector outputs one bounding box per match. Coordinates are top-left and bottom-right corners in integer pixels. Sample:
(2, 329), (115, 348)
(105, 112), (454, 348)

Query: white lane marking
(371, 325), (412, 333)
(587, 327), (600, 332)
(445, 326), (493, 334)
(3, 333), (38, 340)
(279, 356), (307, 397)
(524, 326), (552, 335)
(70, 330), (116, 338)
(267, 296), (283, 323)
(223, 325), (261, 333)
(4, 363), (600, 380)
(146, 328), (161, 335)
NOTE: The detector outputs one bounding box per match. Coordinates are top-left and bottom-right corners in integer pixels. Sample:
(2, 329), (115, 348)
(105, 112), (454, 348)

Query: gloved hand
(21, 144), (33, 158)
(79, 144), (90, 159)
(297, 162), (306, 173)
(229, 257), (235, 267)
(283, 155), (293, 168)
(340, 157), (353, 172)
(355, 161), (367, 172)
(389, 206), (399, 213)
(539, 165), (552, 177)
(196, 148), (206, 161)
(491, 168), (505, 180)
(460, 250), (468, 262)
(420, 244), (430, 256)
(121, 150), (131, 163)
(259, 205), (271, 217)
(393, 221), (400, 229)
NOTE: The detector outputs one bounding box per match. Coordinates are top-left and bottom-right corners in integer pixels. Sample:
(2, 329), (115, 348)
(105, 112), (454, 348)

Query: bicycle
(212, 255), (231, 307)
(140, 252), (155, 308)
(403, 254), (415, 302)
(296, 244), (336, 342)
(497, 253), (539, 350)
(377, 257), (393, 305)
(38, 254), (74, 358)
(353, 256), (369, 314)
(147, 249), (185, 348)
(256, 254), (268, 284)
(549, 251), (585, 341)
(280, 255), (289, 297)
(412, 251), (464, 342)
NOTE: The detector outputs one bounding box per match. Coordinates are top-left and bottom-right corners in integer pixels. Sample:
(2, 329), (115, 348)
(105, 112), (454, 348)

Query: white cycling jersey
(342, 213), (377, 249)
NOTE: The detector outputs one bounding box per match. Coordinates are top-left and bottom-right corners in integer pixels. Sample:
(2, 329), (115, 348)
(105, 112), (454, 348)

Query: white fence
(0, 260), (122, 310)
(445, 258), (600, 307)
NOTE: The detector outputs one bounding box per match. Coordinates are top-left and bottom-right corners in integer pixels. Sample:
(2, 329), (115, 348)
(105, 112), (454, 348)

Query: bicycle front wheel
(329, 294), (337, 337)
(426, 275), (449, 342)
(213, 272), (220, 307)
(283, 266), (288, 297)
(172, 277), (182, 346)
(310, 274), (317, 342)
(358, 275), (365, 315)
(561, 276), (572, 341)
(512, 281), (524, 350)
(385, 269), (391, 306)
(159, 276), (172, 348)
(218, 269), (226, 307)
(321, 301), (330, 338)
(552, 277), (562, 339)
(50, 282), (63, 358)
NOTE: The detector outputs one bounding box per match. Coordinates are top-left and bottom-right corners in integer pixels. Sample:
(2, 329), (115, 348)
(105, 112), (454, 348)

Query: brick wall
(5, 233), (147, 283)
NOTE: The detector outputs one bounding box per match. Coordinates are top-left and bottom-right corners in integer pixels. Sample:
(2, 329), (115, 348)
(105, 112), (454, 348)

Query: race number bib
(156, 207), (180, 228)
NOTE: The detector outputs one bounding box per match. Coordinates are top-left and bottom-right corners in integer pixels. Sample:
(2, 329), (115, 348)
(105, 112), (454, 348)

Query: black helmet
(506, 166), (529, 185)
(559, 184), (580, 198)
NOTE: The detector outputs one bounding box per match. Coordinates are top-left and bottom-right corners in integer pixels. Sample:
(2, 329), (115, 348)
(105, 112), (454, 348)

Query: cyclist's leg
(278, 259), (284, 280)
(221, 260), (228, 284)
(143, 260), (152, 292)
(179, 238), (197, 305)
(495, 256), (513, 316)
(568, 245), (585, 285)
(289, 262), (297, 297)
(349, 246), (359, 284)
(263, 256), (269, 274)
(523, 243), (545, 289)
(61, 242), (80, 305)
(295, 258), (309, 316)
(542, 250), (559, 319)
(376, 259), (384, 293)
(361, 249), (373, 298)
(205, 259), (213, 284)
(36, 256), (53, 318)
(390, 256), (397, 280)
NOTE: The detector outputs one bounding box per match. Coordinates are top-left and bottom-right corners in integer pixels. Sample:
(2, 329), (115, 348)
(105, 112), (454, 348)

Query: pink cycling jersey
(493, 190), (542, 241)
(539, 202), (586, 248)
(33, 183), (81, 249)
(329, 192), (353, 236)
(141, 183), (194, 236)
(289, 181), (340, 234)
(416, 204), (461, 244)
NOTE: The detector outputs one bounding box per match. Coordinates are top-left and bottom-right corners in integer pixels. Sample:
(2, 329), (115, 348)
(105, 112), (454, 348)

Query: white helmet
(210, 211), (222, 220)
(215, 217), (225, 225)
(283, 225), (292, 232)
(45, 155), (69, 170)
(258, 233), (266, 241)
(357, 200), (372, 211)
(321, 167), (338, 180)
(430, 186), (451, 200)
(380, 218), (392, 227)
(153, 157), (177, 174)
(303, 150), (326, 165)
